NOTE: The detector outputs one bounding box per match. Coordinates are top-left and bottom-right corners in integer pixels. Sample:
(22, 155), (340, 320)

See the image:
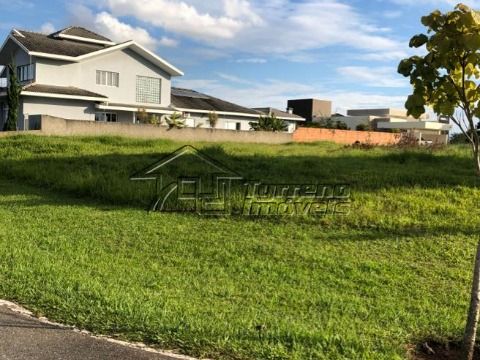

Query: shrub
(356, 124), (371, 131)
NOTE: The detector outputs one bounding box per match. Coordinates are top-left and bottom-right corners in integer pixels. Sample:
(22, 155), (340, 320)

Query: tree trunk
(475, 147), (480, 176)
(463, 240), (480, 360)
(473, 134), (480, 176)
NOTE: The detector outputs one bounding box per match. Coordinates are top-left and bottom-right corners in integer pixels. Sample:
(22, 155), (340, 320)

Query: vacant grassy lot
(0, 135), (479, 359)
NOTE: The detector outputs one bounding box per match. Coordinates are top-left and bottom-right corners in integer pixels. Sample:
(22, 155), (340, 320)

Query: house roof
(253, 107), (305, 121)
(50, 27), (113, 43)
(12, 30), (109, 57)
(171, 87), (259, 116)
(22, 84), (107, 100)
(2, 27), (183, 76)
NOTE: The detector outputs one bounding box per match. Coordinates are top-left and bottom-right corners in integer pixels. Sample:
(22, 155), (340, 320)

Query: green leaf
(409, 34), (429, 48)
(398, 59), (414, 76)
(463, 34), (480, 50)
(456, 3), (471, 13)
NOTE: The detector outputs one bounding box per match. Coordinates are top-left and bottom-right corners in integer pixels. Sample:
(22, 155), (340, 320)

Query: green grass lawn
(0, 135), (479, 359)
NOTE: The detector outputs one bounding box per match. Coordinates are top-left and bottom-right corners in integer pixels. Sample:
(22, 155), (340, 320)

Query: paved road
(0, 304), (189, 360)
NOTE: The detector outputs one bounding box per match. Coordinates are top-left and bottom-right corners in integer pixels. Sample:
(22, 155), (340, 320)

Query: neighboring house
(252, 107), (305, 133)
(171, 88), (304, 131)
(332, 108), (452, 143)
(287, 98), (332, 122)
(0, 26), (305, 132)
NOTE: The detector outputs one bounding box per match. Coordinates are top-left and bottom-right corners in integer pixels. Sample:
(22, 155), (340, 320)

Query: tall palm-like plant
(250, 114), (287, 132)
(165, 112), (185, 129)
(4, 63), (21, 131)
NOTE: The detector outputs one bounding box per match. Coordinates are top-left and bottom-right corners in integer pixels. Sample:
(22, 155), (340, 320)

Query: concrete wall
(39, 115), (293, 144)
(0, 130), (41, 137)
(35, 48), (172, 107)
(293, 127), (403, 145)
(6, 116), (450, 146)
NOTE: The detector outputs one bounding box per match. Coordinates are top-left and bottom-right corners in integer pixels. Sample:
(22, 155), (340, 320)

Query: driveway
(0, 302), (194, 360)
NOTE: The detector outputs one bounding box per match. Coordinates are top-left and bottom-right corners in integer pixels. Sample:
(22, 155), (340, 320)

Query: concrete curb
(0, 300), (202, 360)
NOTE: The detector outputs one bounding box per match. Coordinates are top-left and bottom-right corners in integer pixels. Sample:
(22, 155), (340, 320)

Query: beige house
(332, 108), (451, 143)
(0, 26), (304, 132)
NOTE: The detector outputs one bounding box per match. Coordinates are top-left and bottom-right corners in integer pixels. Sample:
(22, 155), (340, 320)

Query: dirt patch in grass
(410, 340), (480, 360)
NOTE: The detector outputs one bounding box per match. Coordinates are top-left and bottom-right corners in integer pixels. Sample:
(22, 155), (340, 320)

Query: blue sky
(0, 0), (477, 113)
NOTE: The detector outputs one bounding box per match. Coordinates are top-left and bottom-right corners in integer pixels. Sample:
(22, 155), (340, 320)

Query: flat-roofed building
(287, 98), (332, 122)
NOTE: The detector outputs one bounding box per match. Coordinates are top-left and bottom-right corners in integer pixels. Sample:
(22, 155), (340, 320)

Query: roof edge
(21, 91), (108, 102)
(55, 33), (116, 46)
(2, 29), (183, 77)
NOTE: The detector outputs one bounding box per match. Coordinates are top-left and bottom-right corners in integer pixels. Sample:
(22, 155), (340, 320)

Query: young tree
(208, 111), (218, 128)
(4, 63), (21, 131)
(399, 5), (480, 359)
(136, 108), (148, 124)
(398, 3), (480, 174)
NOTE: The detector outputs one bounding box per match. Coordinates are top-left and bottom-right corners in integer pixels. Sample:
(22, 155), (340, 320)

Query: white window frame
(96, 70), (119, 87)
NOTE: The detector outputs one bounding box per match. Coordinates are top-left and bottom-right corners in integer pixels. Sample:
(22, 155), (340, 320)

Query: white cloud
(328, 91), (407, 113)
(68, 5), (178, 49)
(383, 10), (403, 19)
(39, 22), (55, 34)
(0, 0), (33, 9)
(188, 47), (232, 61)
(236, 58), (267, 64)
(175, 77), (314, 108)
(94, 0), (404, 57)
(359, 50), (409, 62)
(217, 72), (255, 85)
(158, 37), (179, 47)
(223, 0), (263, 25)
(338, 66), (408, 88)
(94, 11), (158, 48)
(389, 0), (480, 7)
(174, 75), (407, 111)
(102, 0), (259, 41)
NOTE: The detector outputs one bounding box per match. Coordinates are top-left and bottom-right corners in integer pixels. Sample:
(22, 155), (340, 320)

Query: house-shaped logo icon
(130, 145), (243, 215)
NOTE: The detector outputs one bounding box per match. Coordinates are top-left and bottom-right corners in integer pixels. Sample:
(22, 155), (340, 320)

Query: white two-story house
(0, 26), (304, 132)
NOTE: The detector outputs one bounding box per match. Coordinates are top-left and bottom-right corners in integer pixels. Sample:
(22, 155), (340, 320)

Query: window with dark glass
(95, 112), (117, 122)
(17, 64), (34, 82)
